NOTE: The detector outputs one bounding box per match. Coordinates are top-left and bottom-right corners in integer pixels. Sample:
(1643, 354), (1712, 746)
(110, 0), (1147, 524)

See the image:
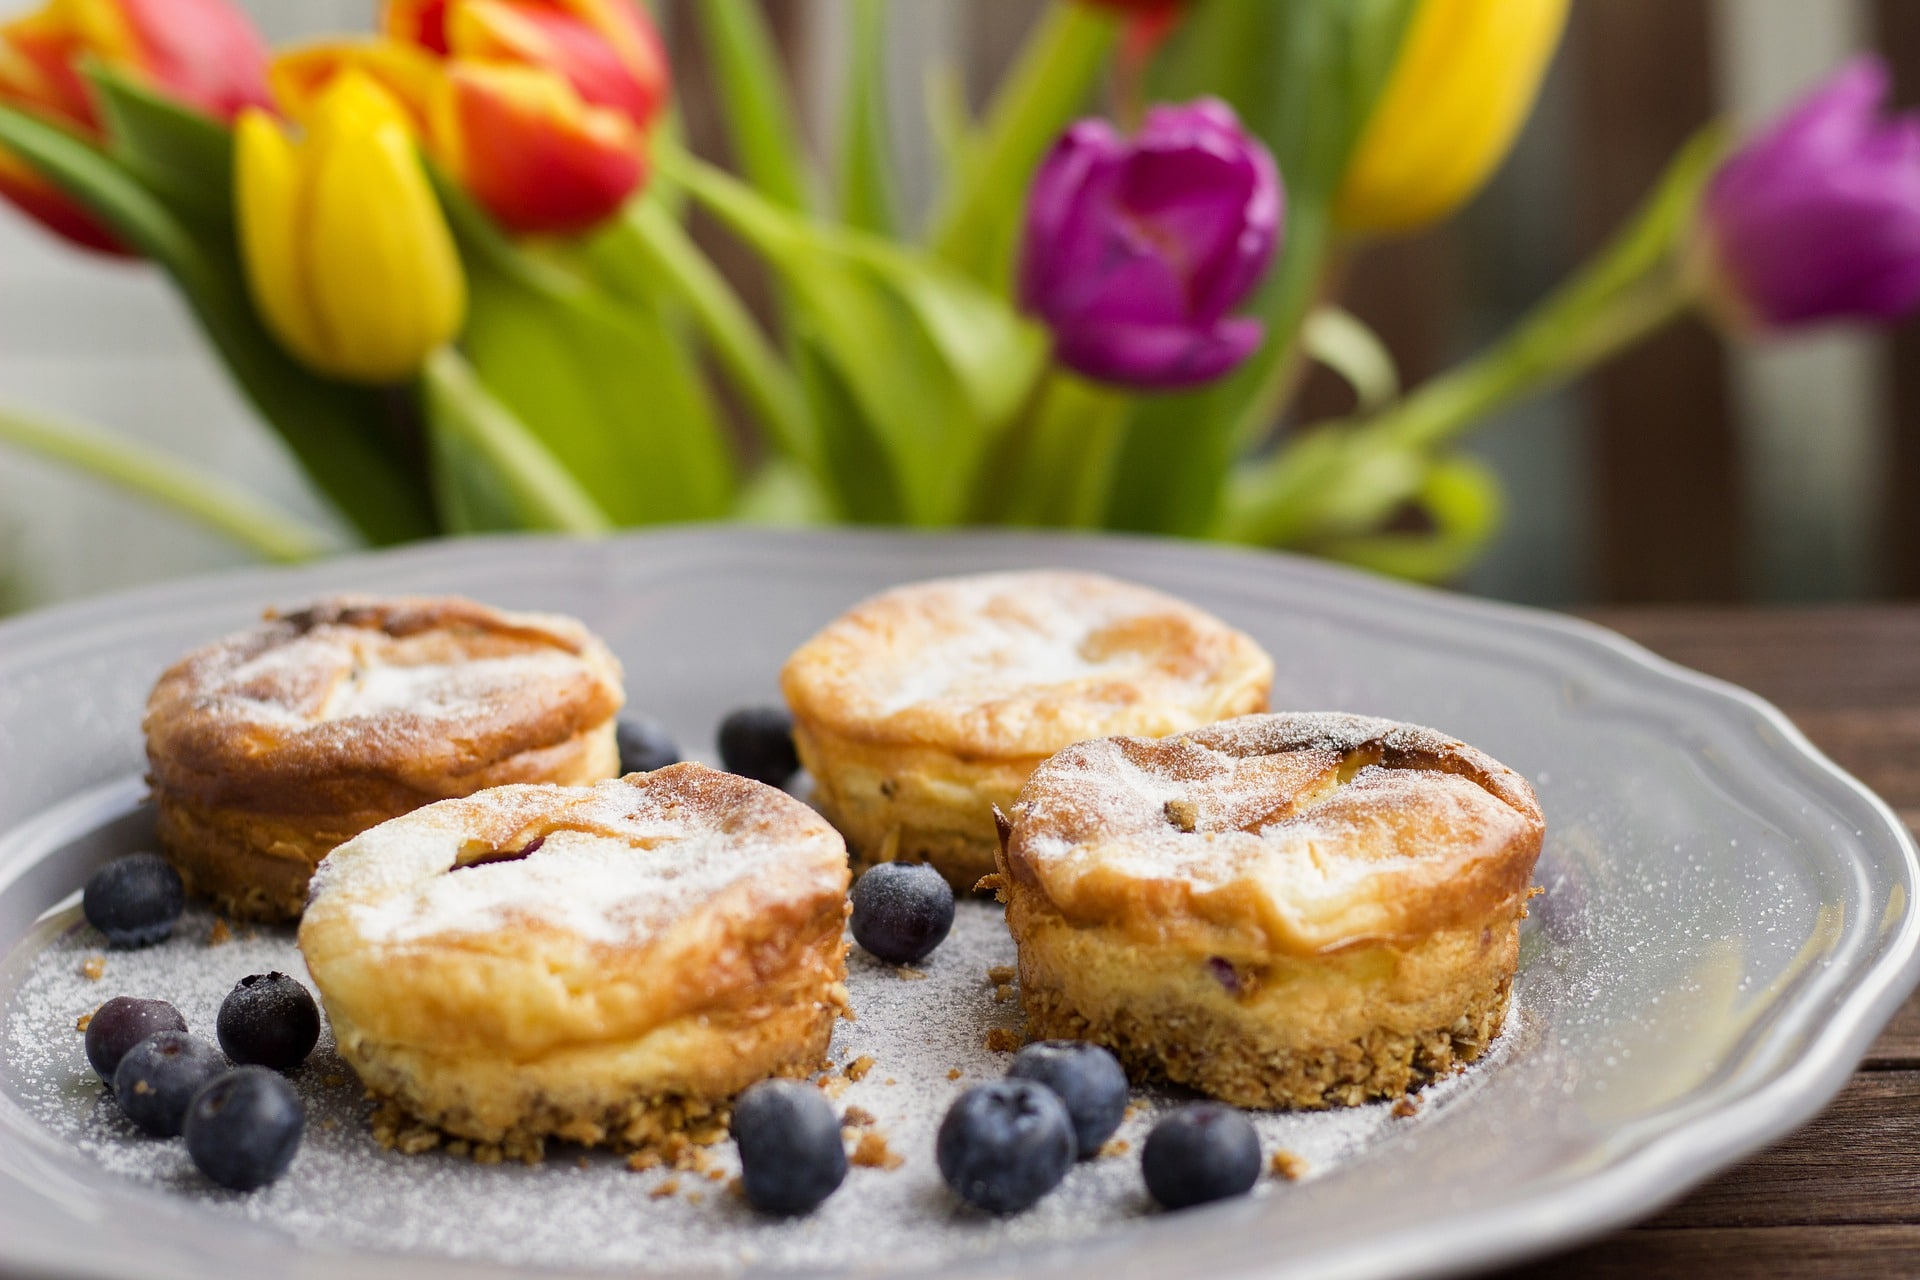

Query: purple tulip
(1019, 98), (1283, 389)
(1700, 56), (1920, 331)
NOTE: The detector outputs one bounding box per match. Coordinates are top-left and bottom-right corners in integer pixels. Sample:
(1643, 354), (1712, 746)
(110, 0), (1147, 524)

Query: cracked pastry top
(298, 765), (850, 1156)
(143, 595), (624, 919)
(1002, 711), (1544, 956)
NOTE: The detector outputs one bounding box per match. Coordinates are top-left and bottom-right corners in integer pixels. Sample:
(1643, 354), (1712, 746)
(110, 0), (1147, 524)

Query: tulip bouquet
(2, 0), (1918, 579)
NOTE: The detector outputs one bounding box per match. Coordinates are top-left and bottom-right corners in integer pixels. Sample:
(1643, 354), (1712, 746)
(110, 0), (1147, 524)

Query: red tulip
(0, 0), (273, 253)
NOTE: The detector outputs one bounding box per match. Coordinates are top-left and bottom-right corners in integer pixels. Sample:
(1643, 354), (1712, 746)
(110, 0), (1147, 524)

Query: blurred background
(0, 0), (1910, 611)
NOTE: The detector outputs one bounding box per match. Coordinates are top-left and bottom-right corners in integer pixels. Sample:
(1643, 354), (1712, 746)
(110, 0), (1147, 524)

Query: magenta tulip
(1699, 56), (1920, 331)
(1019, 98), (1283, 389)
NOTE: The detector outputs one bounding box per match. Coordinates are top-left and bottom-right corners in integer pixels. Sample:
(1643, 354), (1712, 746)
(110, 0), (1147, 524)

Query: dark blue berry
(616, 716), (681, 774)
(184, 1067), (304, 1190)
(1007, 1041), (1128, 1157)
(936, 1080), (1076, 1214)
(113, 1030), (226, 1136)
(1141, 1103), (1261, 1210)
(729, 1079), (847, 1215)
(82, 853), (184, 948)
(717, 706), (800, 786)
(217, 972), (320, 1071)
(849, 862), (954, 964)
(84, 996), (187, 1082)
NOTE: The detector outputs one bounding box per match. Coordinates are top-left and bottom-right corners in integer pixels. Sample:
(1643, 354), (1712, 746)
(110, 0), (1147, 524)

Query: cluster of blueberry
(728, 1038), (1261, 1219)
(734, 852), (1261, 1218)
(81, 855), (313, 1191)
(616, 706), (801, 787)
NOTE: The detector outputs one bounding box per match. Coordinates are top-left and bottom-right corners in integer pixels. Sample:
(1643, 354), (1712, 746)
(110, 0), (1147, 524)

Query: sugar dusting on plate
(1, 903), (1513, 1273)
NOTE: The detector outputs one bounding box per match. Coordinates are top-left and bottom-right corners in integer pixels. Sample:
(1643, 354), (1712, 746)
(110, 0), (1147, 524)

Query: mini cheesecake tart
(993, 712), (1545, 1109)
(298, 765), (851, 1158)
(780, 570), (1273, 891)
(143, 596), (624, 920)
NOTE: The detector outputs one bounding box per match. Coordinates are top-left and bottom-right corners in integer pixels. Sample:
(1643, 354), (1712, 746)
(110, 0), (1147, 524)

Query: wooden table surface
(1490, 607), (1920, 1279)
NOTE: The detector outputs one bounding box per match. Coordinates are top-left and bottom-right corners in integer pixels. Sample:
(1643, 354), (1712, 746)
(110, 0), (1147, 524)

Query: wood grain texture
(1489, 606), (1920, 1276)
(1570, 1), (1742, 602)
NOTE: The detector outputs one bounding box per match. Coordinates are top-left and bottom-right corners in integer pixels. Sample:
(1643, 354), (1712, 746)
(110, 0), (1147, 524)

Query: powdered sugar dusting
(314, 770), (842, 948)
(786, 572), (1271, 736)
(2, 900), (1516, 1273)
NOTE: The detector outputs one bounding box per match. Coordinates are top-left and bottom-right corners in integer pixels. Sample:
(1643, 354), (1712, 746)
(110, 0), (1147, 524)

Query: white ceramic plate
(0, 528), (1914, 1280)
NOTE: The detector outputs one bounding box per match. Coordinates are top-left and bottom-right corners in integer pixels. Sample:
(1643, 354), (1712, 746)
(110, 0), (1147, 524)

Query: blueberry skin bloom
(185, 1067), (305, 1191)
(113, 1030), (228, 1137)
(1141, 1103), (1261, 1210)
(937, 1080), (1077, 1214)
(729, 1079), (847, 1215)
(1019, 98), (1283, 389)
(1007, 1040), (1129, 1157)
(84, 996), (187, 1082)
(82, 853), (185, 948)
(217, 972), (321, 1071)
(849, 862), (955, 964)
(717, 706), (801, 786)
(1701, 56), (1920, 331)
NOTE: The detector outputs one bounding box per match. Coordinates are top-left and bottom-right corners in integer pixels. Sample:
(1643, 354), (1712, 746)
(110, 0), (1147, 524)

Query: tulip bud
(1335, 0), (1568, 236)
(1695, 57), (1920, 332)
(0, 0), (273, 252)
(236, 70), (466, 383)
(1019, 98), (1282, 390)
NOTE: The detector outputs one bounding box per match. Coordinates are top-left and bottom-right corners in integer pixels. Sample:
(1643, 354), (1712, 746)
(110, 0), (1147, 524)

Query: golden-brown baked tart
(143, 595), (623, 920)
(780, 570), (1273, 891)
(993, 712), (1544, 1109)
(298, 764), (850, 1158)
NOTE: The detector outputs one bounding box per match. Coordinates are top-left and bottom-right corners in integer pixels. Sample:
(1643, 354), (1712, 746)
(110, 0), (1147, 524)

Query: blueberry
(849, 862), (955, 965)
(184, 1067), (304, 1191)
(82, 853), (184, 948)
(717, 706), (799, 786)
(112, 1030), (226, 1136)
(1007, 1041), (1128, 1157)
(217, 972), (321, 1071)
(84, 996), (187, 1083)
(729, 1079), (847, 1215)
(1141, 1103), (1261, 1210)
(936, 1080), (1076, 1214)
(616, 716), (681, 774)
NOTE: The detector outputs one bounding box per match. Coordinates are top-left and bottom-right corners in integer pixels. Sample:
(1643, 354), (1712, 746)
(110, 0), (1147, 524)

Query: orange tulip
(0, 0), (272, 252)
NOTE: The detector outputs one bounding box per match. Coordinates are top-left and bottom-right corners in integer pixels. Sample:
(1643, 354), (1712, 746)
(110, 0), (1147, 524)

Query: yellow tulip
(1335, 0), (1569, 236)
(235, 69), (466, 383)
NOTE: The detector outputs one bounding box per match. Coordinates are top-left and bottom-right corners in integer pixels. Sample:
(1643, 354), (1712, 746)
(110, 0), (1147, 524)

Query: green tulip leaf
(0, 102), (436, 545)
(664, 149), (1044, 525)
(83, 61), (235, 227)
(695, 0), (816, 214)
(434, 176), (736, 526)
(838, 0), (898, 237)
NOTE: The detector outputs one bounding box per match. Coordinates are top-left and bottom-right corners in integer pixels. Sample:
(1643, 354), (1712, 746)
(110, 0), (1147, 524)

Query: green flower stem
(924, 3), (1117, 288)
(420, 349), (614, 535)
(994, 367), (1129, 527)
(1220, 124), (1730, 547)
(601, 200), (817, 468)
(0, 405), (336, 562)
